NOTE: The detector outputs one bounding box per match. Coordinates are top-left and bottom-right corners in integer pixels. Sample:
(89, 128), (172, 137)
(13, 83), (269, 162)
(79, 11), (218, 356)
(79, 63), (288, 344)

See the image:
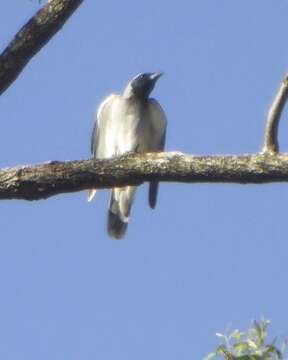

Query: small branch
(0, 152), (288, 201)
(263, 75), (288, 154)
(0, 0), (83, 96)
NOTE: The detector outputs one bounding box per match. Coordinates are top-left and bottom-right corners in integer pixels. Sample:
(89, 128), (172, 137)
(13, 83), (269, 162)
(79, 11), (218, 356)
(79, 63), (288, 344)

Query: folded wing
(88, 94), (120, 202)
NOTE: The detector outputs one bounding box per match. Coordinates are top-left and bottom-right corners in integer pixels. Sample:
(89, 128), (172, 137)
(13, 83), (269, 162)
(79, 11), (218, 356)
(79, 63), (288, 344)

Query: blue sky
(0, 1), (287, 359)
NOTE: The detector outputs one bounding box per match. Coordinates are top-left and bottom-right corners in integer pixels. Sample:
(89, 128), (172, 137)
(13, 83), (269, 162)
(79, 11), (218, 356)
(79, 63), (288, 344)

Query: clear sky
(0, 1), (287, 359)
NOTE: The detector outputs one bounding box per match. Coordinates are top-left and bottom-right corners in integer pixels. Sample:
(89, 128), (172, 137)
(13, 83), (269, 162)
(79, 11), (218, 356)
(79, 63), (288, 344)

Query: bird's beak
(149, 72), (163, 82)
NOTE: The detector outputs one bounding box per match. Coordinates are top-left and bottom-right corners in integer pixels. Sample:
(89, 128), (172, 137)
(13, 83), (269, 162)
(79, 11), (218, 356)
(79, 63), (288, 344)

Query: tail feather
(107, 187), (136, 239)
(108, 210), (128, 239)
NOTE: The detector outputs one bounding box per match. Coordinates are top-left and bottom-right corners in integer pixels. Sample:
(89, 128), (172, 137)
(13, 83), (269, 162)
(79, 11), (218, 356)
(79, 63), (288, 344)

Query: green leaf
(233, 341), (250, 355)
(246, 339), (258, 350)
(216, 345), (235, 360)
(205, 319), (286, 360)
(230, 330), (244, 341)
(263, 345), (283, 360)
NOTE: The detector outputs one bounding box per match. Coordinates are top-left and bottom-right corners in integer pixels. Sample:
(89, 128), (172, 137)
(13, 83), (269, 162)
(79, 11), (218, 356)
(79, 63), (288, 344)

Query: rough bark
(0, 2), (288, 203)
(0, 0), (83, 96)
(1, 152), (288, 201)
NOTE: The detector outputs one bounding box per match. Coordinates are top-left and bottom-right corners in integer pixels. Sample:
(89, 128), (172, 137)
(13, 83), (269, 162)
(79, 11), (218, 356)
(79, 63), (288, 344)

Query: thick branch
(1, 152), (288, 201)
(263, 75), (288, 153)
(0, 0), (83, 96)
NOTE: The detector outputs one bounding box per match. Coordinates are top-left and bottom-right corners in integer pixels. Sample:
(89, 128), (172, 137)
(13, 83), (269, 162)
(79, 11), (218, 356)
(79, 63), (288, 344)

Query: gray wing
(91, 94), (120, 160)
(88, 94), (120, 202)
(147, 99), (167, 209)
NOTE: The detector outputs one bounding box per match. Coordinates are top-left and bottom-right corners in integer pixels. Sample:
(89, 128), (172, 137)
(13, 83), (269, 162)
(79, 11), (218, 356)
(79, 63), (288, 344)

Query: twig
(0, 152), (287, 201)
(0, 0), (83, 96)
(263, 75), (288, 154)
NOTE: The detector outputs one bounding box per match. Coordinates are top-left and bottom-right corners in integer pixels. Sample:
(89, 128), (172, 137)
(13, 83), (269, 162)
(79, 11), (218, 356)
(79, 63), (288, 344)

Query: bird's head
(124, 72), (163, 100)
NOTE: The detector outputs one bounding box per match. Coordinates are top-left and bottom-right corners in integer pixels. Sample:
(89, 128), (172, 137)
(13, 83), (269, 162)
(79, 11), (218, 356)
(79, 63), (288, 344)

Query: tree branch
(1, 3), (288, 203)
(1, 152), (288, 201)
(263, 74), (288, 154)
(0, 0), (83, 96)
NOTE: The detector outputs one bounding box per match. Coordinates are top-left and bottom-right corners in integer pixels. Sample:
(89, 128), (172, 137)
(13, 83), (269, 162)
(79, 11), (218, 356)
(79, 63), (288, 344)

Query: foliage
(204, 320), (287, 360)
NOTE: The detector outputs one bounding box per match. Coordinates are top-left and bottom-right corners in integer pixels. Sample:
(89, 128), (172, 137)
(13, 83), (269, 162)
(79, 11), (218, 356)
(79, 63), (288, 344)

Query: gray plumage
(88, 72), (167, 239)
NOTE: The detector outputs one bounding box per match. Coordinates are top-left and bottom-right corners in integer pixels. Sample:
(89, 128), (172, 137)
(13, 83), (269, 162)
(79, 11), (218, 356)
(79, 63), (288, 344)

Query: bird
(88, 72), (167, 239)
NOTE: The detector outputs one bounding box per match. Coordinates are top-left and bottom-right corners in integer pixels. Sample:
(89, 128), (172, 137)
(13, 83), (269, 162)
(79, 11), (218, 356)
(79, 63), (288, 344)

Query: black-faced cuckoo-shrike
(88, 73), (167, 239)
